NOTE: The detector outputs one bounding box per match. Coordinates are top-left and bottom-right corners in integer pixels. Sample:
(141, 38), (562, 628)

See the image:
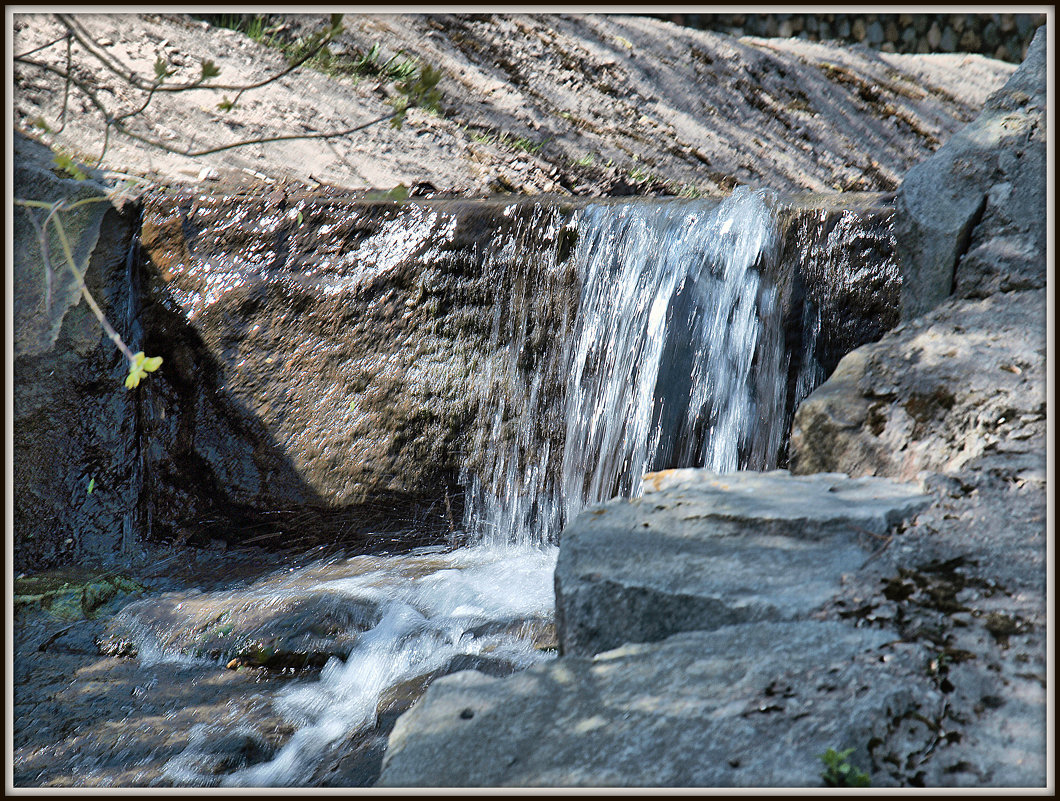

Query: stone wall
(656, 13), (1046, 63)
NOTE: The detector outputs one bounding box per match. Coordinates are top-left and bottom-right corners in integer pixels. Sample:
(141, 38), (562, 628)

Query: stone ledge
(378, 620), (933, 787)
(555, 468), (930, 657)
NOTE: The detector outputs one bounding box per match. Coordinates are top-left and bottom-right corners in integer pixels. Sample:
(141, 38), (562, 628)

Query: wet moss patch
(14, 569), (145, 621)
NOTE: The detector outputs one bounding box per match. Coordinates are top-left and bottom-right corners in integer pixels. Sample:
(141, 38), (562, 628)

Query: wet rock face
(132, 189), (901, 552)
(136, 189), (578, 550)
(13, 132), (142, 571)
(771, 198), (900, 457)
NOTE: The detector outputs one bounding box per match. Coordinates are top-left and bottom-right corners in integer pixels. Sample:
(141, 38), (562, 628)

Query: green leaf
(393, 64), (443, 120)
(217, 95), (237, 112)
(153, 56), (170, 81)
(819, 747), (870, 787)
(200, 59), (221, 80)
(32, 115), (52, 133)
(125, 351), (163, 389)
(52, 151), (88, 181)
(87, 477), (95, 495)
(296, 210), (304, 224)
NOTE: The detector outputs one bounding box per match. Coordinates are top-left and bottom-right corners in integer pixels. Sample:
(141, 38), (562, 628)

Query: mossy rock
(14, 568), (145, 621)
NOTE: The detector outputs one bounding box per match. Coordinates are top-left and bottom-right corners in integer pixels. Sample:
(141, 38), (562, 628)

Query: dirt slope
(12, 12), (1013, 196)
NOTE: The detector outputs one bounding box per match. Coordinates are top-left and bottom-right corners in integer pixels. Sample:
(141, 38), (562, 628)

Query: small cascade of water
(461, 187), (786, 548)
(560, 188), (784, 525)
(199, 545), (557, 787)
(457, 204), (576, 548)
(154, 188), (797, 786)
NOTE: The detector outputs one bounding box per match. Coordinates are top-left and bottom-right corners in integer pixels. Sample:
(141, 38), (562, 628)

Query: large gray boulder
(895, 26), (1046, 319)
(555, 468), (930, 656)
(378, 621), (938, 787)
(788, 287), (1046, 482)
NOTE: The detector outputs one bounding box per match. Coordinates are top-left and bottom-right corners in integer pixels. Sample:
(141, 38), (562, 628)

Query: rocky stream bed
(10, 12), (1050, 790)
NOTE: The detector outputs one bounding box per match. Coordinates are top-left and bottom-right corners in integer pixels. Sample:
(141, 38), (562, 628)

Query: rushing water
(461, 188), (785, 549)
(143, 188), (791, 785)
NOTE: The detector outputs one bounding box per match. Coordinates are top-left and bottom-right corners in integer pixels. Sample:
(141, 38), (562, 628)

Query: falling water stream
(126, 188), (794, 786)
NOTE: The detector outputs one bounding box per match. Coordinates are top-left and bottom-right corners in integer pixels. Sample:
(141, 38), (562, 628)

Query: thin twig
(24, 210), (55, 317)
(110, 80), (164, 125)
(56, 32), (72, 133)
(56, 13), (340, 94)
(13, 31), (69, 59)
(17, 56), (399, 161)
(164, 112), (399, 157)
(48, 206), (136, 363)
(16, 56), (131, 166)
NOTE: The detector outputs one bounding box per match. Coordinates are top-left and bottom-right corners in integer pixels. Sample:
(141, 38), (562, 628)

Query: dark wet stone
(135, 191), (579, 552)
(13, 132), (142, 572)
(99, 584), (382, 671)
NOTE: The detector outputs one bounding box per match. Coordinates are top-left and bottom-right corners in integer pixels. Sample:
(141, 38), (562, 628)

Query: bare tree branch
(55, 13), (341, 95)
(14, 13), (423, 167)
(14, 31), (69, 59)
(16, 54), (401, 163)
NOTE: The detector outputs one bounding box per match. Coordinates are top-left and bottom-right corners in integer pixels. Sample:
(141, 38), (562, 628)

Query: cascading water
(152, 188), (789, 786)
(460, 188), (785, 550)
(560, 188), (785, 524)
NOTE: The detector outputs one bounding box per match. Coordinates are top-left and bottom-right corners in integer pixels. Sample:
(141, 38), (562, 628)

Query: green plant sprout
(16, 194), (163, 391)
(390, 64), (443, 127)
(124, 351), (163, 389)
(819, 747), (871, 787)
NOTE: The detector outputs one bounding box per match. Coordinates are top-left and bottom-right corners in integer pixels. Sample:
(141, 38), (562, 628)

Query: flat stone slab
(555, 469), (930, 656)
(378, 620), (934, 787)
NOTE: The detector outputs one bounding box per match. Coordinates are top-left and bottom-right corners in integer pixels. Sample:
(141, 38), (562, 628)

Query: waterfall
(462, 187), (785, 548)
(163, 187), (797, 787)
